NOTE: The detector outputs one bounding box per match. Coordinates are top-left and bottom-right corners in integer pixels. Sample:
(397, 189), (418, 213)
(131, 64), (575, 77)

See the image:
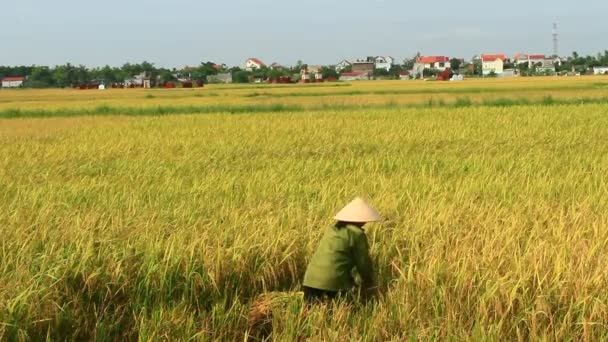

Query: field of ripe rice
(1, 76), (608, 115)
(1, 78), (608, 340)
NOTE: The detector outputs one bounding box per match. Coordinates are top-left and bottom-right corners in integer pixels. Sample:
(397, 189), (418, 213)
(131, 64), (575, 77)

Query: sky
(2, 0), (608, 68)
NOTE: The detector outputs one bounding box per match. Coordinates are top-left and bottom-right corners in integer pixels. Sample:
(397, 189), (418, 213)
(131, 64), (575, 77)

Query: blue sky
(2, 0), (607, 67)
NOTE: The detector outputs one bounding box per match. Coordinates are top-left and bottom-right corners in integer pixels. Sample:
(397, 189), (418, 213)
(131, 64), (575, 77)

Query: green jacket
(303, 223), (374, 292)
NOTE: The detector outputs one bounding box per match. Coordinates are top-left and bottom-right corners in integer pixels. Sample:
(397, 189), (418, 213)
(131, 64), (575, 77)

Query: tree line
(1, 51), (608, 88)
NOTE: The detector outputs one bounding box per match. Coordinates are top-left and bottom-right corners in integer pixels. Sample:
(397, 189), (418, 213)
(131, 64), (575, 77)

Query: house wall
(339, 74), (370, 81)
(482, 59), (504, 75)
(352, 62), (374, 72)
(335, 60), (352, 72)
(527, 59), (547, 68)
(374, 57), (394, 71)
(245, 60), (262, 70)
(593, 67), (608, 75)
(375, 62), (392, 71)
(2, 80), (24, 88)
(429, 62), (450, 71)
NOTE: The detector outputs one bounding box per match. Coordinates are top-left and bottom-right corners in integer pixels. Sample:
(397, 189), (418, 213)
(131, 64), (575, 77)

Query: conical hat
(334, 197), (382, 223)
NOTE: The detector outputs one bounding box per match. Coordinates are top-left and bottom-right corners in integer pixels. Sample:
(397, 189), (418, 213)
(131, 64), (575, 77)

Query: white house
(2, 76), (25, 88)
(481, 54), (507, 75)
(527, 55), (552, 68)
(124, 72), (148, 87)
(374, 56), (394, 71)
(335, 59), (352, 72)
(593, 66), (608, 75)
(526, 55), (556, 73)
(245, 58), (266, 71)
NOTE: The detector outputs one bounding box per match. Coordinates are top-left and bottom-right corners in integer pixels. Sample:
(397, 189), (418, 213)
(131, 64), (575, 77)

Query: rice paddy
(1, 76), (608, 340)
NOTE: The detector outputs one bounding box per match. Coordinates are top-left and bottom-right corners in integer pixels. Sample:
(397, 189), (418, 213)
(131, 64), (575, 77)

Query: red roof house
(2, 76), (26, 88)
(245, 58), (266, 70)
(481, 54), (508, 62)
(414, 56), (451, 74)
(417, 56), (450, 64)
(481, 54), (508, 75)
(528, 55), (546, 60)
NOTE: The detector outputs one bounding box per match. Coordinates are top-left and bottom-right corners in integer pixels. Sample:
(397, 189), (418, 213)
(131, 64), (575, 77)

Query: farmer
(302, 197), (382, 303)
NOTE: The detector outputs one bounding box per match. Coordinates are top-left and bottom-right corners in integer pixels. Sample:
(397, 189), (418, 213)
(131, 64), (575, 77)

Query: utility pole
(552, 22), (559, 58)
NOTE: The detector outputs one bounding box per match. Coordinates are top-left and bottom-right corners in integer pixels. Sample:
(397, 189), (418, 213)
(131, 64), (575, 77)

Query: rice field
(1, 77), (608, 340)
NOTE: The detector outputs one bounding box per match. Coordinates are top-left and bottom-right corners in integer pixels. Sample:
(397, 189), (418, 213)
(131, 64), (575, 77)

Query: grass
(1, 77), (608, 340)
(3, 95), (608, 119)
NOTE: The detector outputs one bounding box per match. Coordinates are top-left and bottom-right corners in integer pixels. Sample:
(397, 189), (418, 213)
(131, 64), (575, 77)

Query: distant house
(335, 59), (352, 72)
(481, 54), (507, 75)
(527, 55), (556, 73)
(124, 72), (148, 87)
(373, 56), (394, 71)
(412, 56), (450, 78)
(2, 76), (25, 88)
(399, 71), (411, 80)
(245, 58), (266, 71)
(513, 53), (529, 65)
(339, 71), (370, 81)
(352, 60), (375, 73)
(594, 66), (608, 75)
(527, 55), (546, 67)
(270, 62), (283, 70)
(417, 56), (451, 70)
(307, 65), (323, 74)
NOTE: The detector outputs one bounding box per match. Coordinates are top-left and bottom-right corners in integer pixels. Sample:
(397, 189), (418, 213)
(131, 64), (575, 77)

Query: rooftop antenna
(552, 22), (559, 58)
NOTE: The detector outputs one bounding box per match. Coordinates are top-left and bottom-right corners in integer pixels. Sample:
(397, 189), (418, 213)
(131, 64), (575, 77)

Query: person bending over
(302, 197), (381, 303)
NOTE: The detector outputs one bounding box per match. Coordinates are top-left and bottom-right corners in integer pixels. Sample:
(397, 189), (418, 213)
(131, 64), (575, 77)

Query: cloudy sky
(2, 0), (607, 67)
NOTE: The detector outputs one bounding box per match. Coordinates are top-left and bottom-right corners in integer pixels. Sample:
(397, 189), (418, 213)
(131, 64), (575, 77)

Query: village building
(351, 60), (375, 73)
(417, 56), (451, 70)
(373, 56), (394, 71)
(307, 65), (322, 74)
(124, 72), (149, 87)
(594, 66), (608, 75)
(527, 55), (547, 68)
(513, 53), (529, 65)
(481, 54), (507, 76)
(527, 55), (556, 73)
(335, 60), (352, 72)
(2, 76), (25, 88)
(299, 65), (323, 83)
(412, 56), (450, 78)
(245, 58), (266, 71)
(269, 62), (283, 70)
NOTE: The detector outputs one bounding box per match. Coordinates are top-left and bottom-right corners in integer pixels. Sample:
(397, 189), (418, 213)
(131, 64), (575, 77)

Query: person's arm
(353, 232), (375, 292)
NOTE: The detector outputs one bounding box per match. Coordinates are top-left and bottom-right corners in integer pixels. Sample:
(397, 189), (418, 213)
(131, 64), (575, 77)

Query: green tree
(320, 66), (339, 79)
(450, 58), (461, 71)
(28, 66), (53, 87)
(52, 64), (75, 87)
(233, 71), (251, 83)
(373, 67), (391, 78)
